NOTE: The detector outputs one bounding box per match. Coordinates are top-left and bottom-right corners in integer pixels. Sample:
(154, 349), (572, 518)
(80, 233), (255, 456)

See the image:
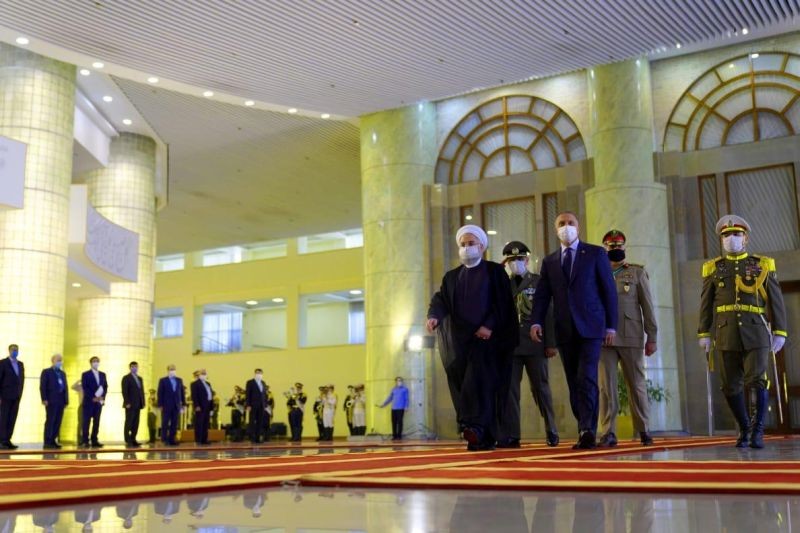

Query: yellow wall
(154, 244), (365, 437)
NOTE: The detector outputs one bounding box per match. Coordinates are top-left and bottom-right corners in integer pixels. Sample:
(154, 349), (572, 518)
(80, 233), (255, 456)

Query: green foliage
(616, 365), (671, 415)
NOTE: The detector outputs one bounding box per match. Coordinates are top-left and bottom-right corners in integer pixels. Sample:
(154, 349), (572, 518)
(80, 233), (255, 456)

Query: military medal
(624, 284), (630, 293)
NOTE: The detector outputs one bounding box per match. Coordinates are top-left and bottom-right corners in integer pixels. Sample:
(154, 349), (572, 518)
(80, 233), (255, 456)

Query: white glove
(771, 335), (786, 354)
(698, 337), (711, 353)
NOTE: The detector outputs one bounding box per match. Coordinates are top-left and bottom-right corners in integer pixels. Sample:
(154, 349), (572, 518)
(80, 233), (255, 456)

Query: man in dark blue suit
(157, 364), (185, 446)
(121, 361), (145, 448)
(40, 353), (68, 449)
(531, 211), (617, 449)
(80, 356), (108, 448)
(0, 344), (23, 449)
(190, 369), (214, 445)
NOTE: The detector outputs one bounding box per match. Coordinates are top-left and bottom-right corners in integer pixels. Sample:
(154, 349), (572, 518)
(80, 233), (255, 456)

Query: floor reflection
(2, 486), (798, 532)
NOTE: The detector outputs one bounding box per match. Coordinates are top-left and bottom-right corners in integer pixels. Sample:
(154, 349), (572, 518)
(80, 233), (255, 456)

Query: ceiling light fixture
(487, 230), (498, 235)
(71, 282), (82, 288)
(79, 68), (91, 76)
(203, 90), (214, 97)
(245, 300), (258, 305)
(465, 214), (473, 221)
(102, 95), (113, 103)
(147, 76), (159, 84)
(676, 43), (682, 49)
(349, 289), (363, 295)
(92, 61), (104, 69)
(15, 37), (29, 45)
(750, 53), (759, 59)
(287, 108), (298, 114)
(271, 297), (285, 303)
(728, 63), (735, 68)
(122, 118), (132, 125)
(244, 100), (255, 106)
(320, 113), (330, 119)
(742, 28), (749, 35)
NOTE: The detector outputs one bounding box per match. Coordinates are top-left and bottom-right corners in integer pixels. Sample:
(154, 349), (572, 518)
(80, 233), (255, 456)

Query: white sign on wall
(0, 135), (26, 209)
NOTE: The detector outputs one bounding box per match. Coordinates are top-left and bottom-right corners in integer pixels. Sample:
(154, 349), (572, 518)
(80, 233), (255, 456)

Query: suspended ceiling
(1, 1), (799, 253)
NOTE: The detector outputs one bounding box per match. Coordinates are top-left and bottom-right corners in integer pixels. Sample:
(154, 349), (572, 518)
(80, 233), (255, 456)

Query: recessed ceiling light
(92, 61), (104, 69)
(245, 300), (258, 305)
(102, 95), (113, 103)
(676, 43), (682, 49)
(203, 90), (214, 98)
(244, 100), (255, 106)
(750, 53), (759, 59)
(349, 289), (363, 295)
(122, 118), (132, 126)
(465, 214), (473, 221)
(79, 68), (91, 76)
(71, 282), (82, 288)
(742, 28), (749, 35)
(287, 108), (298, 114)
(15, 37), (29, 45)
(320, 113), (330, 119)
(728, 63), (735, 68)
(487, 230), (498, 235)
(271, 297), (285, 303)
(147, 76), (159, 84)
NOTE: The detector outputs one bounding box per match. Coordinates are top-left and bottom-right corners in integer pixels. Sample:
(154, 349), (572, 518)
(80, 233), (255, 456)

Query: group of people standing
(428, 211), (786, 452)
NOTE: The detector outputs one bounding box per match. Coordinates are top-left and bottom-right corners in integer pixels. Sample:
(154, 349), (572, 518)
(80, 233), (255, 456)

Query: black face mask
(607, 249), (626, 262)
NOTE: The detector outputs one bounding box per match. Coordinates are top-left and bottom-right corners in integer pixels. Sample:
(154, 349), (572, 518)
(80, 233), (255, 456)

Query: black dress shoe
(640, 432), (654, 446)
(496, 438), (521, 449)
(598, 432), (618, 448)
(43, 443), (59, 450)
(462, 427), (482, 446)
(91, 441), (104, 448)
(546, 432), (559, 447)
(79, 442), (91, 449)
(5, 442), (18, 450)
(572, 431), (596, 450)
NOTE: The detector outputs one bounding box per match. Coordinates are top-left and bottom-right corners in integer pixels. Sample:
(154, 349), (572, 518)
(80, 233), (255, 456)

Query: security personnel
(497, 241), (559, 448)
(698, 215), (788, 449)
(597, 230), (658, 447)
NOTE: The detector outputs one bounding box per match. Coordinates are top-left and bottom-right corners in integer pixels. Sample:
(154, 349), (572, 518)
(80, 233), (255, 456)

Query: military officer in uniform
(597, 230), (658, 447)
(698, 215), (788, 449)
(496, 241), (559, 448)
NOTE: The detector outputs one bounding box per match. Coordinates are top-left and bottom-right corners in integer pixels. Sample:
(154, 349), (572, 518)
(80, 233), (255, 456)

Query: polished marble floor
(1, 439), (798, 532)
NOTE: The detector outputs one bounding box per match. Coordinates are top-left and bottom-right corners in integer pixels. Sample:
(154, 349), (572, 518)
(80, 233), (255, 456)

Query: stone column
(585, 58), (682, 432)
(77, 133), (157, 443)
(0, 44), (75, 443)
(360, 103), (436, 436)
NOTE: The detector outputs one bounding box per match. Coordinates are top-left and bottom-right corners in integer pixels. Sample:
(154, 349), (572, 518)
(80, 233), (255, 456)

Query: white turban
(456, 225), (488, 249)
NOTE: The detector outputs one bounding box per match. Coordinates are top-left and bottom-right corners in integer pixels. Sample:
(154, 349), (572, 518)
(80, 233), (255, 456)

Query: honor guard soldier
(344, 385), (356, 436)
(597, 230), (658, 447)
(314, 386), (326, 441)
(698, 215), (788, 449)
(285, 382), (307, 442)
(497, 241), (559, 448)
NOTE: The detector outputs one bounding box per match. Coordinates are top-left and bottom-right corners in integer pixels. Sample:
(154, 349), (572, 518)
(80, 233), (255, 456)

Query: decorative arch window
(436, 95), (586, 184)
(663, 52), (800, 152)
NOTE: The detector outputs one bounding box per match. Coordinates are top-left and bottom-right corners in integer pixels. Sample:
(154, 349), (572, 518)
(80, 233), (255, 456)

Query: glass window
(201, 247), (242, 267)
(154, 307), (183, 338)
(482, 197), (537, 262)
(299, 290), (365, 347)
(155, 254), (185, 272)
(297, 228), (363, 254)
(242, 240), (288, 261)
(198, 299), (287, 353)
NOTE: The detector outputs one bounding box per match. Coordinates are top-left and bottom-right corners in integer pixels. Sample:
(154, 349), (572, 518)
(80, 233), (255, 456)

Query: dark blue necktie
(562, 247), (573, 280)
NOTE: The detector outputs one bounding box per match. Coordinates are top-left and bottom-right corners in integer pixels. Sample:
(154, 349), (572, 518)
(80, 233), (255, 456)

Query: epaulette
(626, 263), (644, 269)
(702, 257), (720, 277)
(758, 255), (776, 272)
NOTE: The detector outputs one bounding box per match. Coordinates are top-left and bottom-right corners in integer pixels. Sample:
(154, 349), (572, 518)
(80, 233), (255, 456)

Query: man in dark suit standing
(531, 211), (617, 449)
(80, 356), (108, 448)
(40, 353), (68, 449)
(121, 361), (145, 448)
(157, 364), (185, 446)
(0, 344), (23, 450)
(245, 369), (268, 444)
(190, 368), (214, 445)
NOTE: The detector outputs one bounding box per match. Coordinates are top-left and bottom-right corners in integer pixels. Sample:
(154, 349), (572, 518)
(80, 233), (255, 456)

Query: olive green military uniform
(698, 252), (787, 394)
(599, 263), (657, 437)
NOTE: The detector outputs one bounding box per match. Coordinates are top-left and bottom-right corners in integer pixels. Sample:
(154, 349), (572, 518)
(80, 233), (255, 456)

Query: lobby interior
(2, 1), (800, 531)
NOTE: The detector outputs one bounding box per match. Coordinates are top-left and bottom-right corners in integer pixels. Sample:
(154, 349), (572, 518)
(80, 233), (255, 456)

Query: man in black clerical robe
(427, 224), (518, 450)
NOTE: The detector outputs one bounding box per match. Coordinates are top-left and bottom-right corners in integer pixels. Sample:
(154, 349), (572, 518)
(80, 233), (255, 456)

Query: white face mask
(168, 370), (176, 378)
(458, 245), (483, 266)
(255, 374), (262, 382)
(199, 374), (207, 382)
(557, 225), (578, 245)
(91, 362), (100, 370)
(722, 235), (745, 253)
(508, 260), (527, 276)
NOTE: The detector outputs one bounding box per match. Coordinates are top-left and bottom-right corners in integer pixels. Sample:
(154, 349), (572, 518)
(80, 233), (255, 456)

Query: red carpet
(0, 436), (794, 510)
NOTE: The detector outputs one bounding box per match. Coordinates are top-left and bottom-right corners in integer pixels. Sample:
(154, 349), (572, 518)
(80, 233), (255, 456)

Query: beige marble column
(360, 103), (436, 436)
(585, 58), (682, 432)
(77, 133), (157, 443)
(0, 44), (75, 443)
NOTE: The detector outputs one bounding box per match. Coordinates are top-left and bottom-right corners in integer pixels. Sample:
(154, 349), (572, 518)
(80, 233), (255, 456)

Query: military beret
(602, 229), (626, 245)
(715, 214), (751, 235)
(501, 240), (530, 257)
